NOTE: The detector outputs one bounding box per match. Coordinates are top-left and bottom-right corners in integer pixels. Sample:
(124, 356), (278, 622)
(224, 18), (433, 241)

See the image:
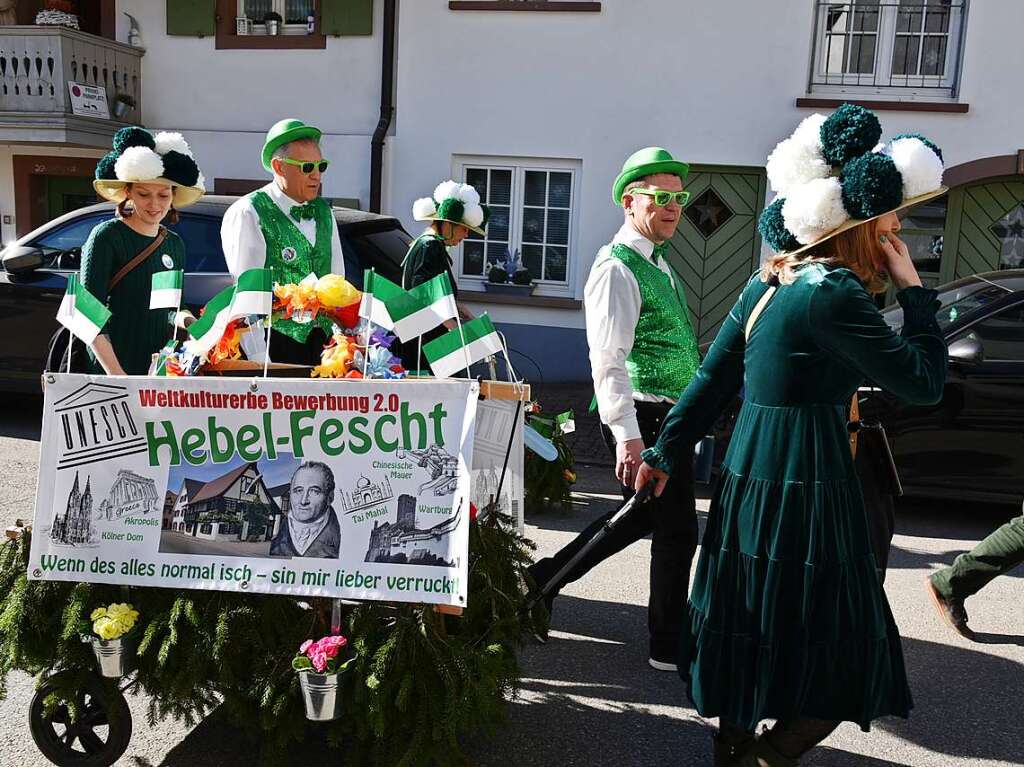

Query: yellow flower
(106, 602), (133, 619)
(93, 617), (122, 640)
(90, 607), (107, 621)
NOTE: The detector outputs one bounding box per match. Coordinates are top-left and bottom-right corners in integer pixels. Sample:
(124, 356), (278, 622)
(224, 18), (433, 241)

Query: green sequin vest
(250, 191), (334, 343)
(603, 242), (699, 399)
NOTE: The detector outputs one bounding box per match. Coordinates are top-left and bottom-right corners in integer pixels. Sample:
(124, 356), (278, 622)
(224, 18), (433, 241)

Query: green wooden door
(664, 165), (766, 344)
(942, 177), (1024, 283)
(46, 176), (99, 221)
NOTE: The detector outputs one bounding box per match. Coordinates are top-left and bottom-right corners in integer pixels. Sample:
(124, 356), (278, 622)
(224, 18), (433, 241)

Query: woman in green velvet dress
(635, 106), (949, 766)
(83, 126), (205, 375)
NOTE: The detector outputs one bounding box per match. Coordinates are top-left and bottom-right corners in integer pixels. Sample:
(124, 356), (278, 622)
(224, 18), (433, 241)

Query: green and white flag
(230, 268), (273, 317)
(557, 410), (576, 434)
(150, 269), (183, 309)
(56, 274), (111, 346)
(424, 313), (503, 378)
(357, 269), (403, 330)
(385, 272), (458, 342)
(186, 284), (236, 354)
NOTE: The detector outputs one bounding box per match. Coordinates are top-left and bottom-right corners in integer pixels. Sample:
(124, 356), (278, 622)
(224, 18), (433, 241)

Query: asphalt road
(1, 394), (1021, 767)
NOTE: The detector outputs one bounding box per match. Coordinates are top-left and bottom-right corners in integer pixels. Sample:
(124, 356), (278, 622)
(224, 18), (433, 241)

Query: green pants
(931, 511), (1024, 600)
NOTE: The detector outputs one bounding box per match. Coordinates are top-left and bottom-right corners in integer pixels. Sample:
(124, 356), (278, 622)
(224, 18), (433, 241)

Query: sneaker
(648, 657), (678, 672)
(926, 576), (974, 640)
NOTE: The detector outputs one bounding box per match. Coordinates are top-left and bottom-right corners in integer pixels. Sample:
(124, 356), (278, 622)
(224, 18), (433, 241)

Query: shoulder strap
(744, 284), (777, 340)
(108, 226), (168, 293)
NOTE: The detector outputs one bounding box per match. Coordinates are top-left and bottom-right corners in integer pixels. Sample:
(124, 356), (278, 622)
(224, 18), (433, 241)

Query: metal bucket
(89, 637), (134, 678)
(298, 672), (342, 721)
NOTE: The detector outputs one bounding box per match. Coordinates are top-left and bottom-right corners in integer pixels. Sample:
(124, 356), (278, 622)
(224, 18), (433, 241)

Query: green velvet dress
(642, 264), (947, 732)
(79, 219), (186, 376)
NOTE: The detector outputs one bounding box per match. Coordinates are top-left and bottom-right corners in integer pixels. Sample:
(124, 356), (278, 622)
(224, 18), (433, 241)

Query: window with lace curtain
(215, 0), (326, 49)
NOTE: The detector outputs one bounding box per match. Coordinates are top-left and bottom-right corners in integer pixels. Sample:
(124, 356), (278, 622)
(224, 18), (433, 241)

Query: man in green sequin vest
(528, 148), (701, 671)
(221, 119), (346, 365)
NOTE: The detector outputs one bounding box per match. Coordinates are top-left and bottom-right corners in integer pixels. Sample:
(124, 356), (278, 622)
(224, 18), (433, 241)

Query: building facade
(3, 1), (1022, 382)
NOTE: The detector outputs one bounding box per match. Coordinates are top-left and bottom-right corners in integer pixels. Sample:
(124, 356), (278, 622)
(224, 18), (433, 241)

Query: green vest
(602, 242), (700, 399)
(250, 190), (334, 343)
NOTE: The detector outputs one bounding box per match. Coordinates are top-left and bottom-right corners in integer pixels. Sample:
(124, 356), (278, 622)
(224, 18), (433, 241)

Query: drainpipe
(369, 0), (397, 213)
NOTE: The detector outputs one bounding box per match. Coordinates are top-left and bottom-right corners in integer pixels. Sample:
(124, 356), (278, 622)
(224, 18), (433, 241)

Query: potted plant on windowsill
(112, 92), (136, 120)
(263, 11), (283, 35)
(483, 248), (535, 296)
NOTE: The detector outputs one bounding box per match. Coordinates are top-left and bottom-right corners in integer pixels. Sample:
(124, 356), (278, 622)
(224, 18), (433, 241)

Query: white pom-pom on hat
(195, 171), (207, 192)
(767, 136), (830, 196)
(114, 146), (165, 183)
(889, 137), (944, 199)
(792, 113), (826, 147)
(457, 183), (481, 207)
(463, 203), (484, 228)
(782, 177), (849, 245)
(413, 196), (438, 220)
(154, 131), (192, 158)
(433, 180), (461, 202)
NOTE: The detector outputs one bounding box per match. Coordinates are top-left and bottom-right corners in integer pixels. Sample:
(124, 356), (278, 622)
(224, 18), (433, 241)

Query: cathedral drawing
(51, 471), (95, 545)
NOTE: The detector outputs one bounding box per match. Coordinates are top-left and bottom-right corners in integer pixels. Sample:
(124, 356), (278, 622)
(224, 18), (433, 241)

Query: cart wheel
(28, 671), (132, 767)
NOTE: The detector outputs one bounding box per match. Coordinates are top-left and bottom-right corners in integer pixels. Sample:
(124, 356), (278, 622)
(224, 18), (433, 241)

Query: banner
(28, 375), (479, 606)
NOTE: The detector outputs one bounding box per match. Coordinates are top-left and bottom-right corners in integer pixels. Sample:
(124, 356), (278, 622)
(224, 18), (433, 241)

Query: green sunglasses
(279, 157), (330, 174)
(630, 188), (691, 207)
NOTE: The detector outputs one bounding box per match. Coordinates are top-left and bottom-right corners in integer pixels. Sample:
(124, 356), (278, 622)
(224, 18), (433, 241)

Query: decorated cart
(0, 269), (549, 766)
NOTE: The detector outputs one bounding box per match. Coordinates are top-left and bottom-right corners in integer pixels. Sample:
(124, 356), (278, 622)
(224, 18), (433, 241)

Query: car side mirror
(948, 336), (984, 368)
(1, 245), (45, 274)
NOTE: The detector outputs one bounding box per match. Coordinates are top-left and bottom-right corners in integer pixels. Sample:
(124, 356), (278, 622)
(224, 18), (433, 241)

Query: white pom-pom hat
(760, 106), (948, 256)
(412, 179), (490, 235)
(94, 126), (206, 208)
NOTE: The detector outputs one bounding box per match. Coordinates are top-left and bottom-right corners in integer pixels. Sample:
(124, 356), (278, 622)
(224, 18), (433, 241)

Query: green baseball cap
(261, 118), (322, 172)
(612, 147), (690, 205)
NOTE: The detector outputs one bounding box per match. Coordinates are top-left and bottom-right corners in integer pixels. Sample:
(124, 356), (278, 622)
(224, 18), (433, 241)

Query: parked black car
(710, 270), (1024, 506)
(0, 196), (412, 392)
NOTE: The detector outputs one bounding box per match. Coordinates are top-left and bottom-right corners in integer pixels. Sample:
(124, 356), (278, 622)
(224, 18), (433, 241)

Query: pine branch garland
(0, 510), (542, 765)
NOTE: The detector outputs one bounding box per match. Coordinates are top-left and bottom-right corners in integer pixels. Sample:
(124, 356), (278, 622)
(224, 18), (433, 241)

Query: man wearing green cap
(221, 118), (346, 364)
(528, 148), (700, 671)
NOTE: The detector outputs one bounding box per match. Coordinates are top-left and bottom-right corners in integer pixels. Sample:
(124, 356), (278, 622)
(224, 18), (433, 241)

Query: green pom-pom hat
(759, 104), (947, 256)
(412, 180), (490, 236)
(612, 146), (689, 205)
(93, 126), (205, 209)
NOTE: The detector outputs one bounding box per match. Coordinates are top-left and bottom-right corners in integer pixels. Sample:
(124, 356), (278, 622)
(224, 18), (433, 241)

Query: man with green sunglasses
(527, 147), (701, 674)
(221, 118), (345, 364)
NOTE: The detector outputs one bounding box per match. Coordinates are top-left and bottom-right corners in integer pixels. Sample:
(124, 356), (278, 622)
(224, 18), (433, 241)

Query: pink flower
(299, 640), (313, 654)
(310, 650), (328, 673)
(323, 635), (347, 648)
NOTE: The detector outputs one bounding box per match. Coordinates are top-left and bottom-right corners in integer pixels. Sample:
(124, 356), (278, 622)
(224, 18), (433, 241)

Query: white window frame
(452, 155), (582, 299)
(808, 0), (968, 100)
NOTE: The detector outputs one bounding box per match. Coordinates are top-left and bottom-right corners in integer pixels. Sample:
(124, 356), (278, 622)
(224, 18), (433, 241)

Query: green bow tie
(651, 242), (668, 264)
(290, 203), (316, 222)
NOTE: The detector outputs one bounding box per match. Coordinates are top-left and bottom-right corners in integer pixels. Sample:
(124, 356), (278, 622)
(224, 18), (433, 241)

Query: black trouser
(268, 328), (328, 366)
(530, 401), (699, 660)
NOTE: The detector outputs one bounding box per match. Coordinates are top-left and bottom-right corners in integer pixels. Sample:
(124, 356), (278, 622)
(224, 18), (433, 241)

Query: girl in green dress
(634, 106), (949, 766)
(82, 127), (205, 375)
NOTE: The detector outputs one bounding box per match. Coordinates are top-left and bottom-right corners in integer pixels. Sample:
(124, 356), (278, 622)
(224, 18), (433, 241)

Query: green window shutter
(322, 0), (374, 37)
(167, 0), (216, 37)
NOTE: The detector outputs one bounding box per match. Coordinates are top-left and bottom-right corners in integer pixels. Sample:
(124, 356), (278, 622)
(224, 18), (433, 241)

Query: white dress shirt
(584, 222), (681, 444)
(220, 181), (346, 280)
